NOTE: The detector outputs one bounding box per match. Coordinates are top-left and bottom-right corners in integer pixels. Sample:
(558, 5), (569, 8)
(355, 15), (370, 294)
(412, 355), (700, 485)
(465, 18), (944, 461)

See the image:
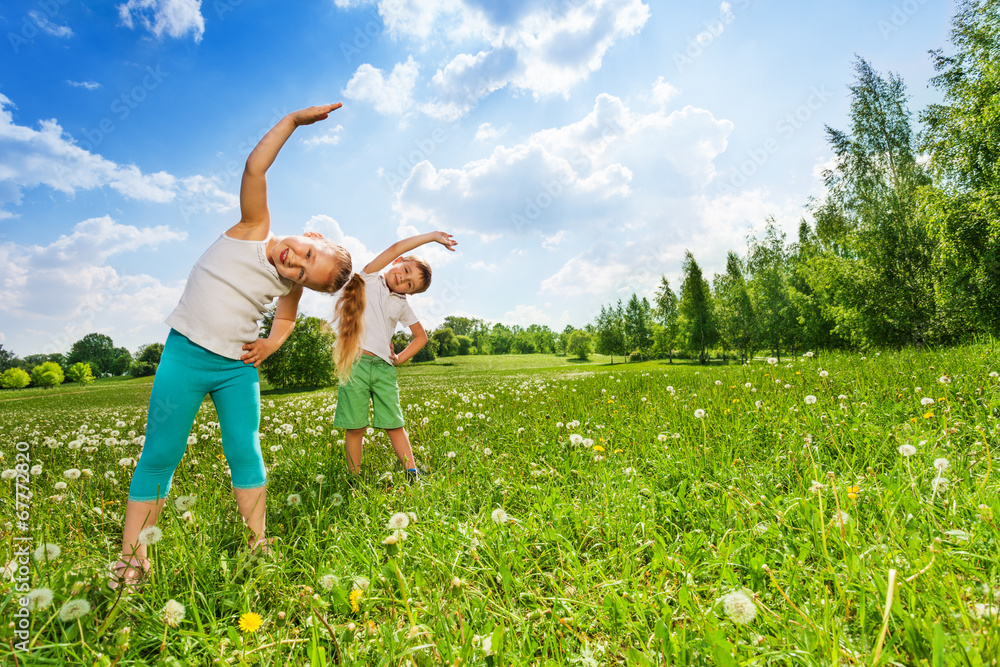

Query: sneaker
(406, 469), (425, 486)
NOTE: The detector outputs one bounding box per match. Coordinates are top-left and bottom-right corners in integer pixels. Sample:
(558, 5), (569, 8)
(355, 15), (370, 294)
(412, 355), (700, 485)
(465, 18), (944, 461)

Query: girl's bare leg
(385, 427), (415, 470)
(345, 428), (365, 475)
(233, 485), (267, 546)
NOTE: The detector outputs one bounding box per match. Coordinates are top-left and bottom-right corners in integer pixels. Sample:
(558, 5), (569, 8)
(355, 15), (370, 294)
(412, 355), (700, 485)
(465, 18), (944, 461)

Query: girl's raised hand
(291, 103), (342, 126)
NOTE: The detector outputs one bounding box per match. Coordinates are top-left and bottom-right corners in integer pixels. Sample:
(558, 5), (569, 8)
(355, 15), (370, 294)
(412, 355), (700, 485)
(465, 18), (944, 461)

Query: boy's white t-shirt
(358, 270), (419, 364)
(165, 233), (293, 360)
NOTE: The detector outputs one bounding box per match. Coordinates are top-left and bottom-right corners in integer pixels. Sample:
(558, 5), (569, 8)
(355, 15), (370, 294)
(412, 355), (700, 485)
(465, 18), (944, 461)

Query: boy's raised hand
(291, 103), (342, 126)
(433, 231), (458, 251)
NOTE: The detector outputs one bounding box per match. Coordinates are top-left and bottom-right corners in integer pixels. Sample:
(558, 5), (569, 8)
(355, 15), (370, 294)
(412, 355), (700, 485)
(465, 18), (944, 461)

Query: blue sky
(0, 0), (955, 357)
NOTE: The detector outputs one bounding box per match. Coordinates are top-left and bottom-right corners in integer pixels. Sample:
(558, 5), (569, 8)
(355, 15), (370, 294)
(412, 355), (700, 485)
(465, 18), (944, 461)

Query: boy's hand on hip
(241, 339), (277, 367)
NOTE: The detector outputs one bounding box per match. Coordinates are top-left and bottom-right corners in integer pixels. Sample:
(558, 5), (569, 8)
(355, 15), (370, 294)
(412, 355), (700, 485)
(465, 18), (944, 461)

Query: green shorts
(333, 354), (405, 430)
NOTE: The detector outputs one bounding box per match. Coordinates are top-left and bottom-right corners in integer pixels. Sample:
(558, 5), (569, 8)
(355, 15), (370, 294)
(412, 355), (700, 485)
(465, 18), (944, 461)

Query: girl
(113, 103), (351, 588)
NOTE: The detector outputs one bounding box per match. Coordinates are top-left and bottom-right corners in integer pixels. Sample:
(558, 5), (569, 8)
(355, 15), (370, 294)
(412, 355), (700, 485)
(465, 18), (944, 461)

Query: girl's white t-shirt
(165, 233), (293, 360)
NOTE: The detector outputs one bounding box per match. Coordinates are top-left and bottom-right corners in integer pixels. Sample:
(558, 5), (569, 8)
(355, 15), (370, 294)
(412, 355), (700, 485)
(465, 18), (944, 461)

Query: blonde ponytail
(333, 273), (366, 384)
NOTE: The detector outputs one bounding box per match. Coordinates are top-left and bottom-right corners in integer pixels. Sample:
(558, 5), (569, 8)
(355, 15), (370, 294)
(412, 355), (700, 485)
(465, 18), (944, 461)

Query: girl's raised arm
(231, 103), (342, 240)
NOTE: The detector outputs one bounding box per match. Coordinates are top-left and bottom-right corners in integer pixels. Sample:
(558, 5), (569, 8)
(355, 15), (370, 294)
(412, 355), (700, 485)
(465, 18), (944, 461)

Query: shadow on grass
(261, 385), (334, 397)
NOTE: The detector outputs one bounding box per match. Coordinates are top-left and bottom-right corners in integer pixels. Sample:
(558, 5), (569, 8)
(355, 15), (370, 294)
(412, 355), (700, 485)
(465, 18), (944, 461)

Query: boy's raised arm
(236, 104), (342, 233)
(363, 231), (457, 274)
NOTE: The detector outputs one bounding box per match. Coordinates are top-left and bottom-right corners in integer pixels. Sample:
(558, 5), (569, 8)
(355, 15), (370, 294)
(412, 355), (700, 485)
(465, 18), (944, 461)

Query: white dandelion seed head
(932, 477), (950, 493)
(26, 587), (54, 611)
(804, 395), (817, 405)
(898, 444), (916, 457)
(138, 526), (163, 546)
(162, 599), (186, 628)
(809, 480), (825, 493)
(319, 574), (337, 591)
(694, 409), (706, 419)
(174, 495), (197, 511)
(186, 435), (196, 445)
(315, 474), (325, 484)
(805, 351), (814, 358)
(766, 357), (778, 365)
(819, 370), (829, 378)
(286, 493), (302, 506)
(1, 469), (15, 480)
(58, 598), (92, 622)
(387, 512), (410, 530)
(352, 576), (370, 591)
(180, 511), (193, 522)
(407, 512), (418, 524)
(938, 375), (951, 384)
(331, 493), (344, 507)
(451, 576), (463, 588)
(54, 481), (67, 490)
(33, 543), (61, 562)
(483, 448), (492, 457)
(63, 468), (81, 480)
(446, 451), (456, 459)
(722, 590), (757, 624)
(657, 434), (668, 442)
(921, 397), (935, 406)
(569, 434), (584, 445)
(829, 510), (852, 529)
(934, 458), (949, 472)
(491, 508), (510, 524)
(990, 372), (999, 379)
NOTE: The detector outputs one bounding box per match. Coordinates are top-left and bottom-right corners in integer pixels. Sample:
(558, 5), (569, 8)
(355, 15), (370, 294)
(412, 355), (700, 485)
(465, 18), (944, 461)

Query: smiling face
(384, 258), (425, 295)
(270, 235), (348, 292)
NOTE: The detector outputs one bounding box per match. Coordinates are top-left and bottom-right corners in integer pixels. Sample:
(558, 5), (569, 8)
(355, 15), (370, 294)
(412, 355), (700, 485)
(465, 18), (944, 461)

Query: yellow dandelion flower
(349, 588), (363, 613)
(846, 485), (860, 500)
(592, 445), (605, 452)
(924, 411), (934, 419)
(238, 612), (263, 633)
(613, 448), (623, 453)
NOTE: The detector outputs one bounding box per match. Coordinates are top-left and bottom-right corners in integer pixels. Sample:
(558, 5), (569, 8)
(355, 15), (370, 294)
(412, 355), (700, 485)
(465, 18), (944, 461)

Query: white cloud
(28, 11), (73, 38)
(303, 125), (345, 147)
(0, 94), (236, 216)
(393, 89), (732, 240)
(542, 230), (565, 249)
(117, 0), (205, 42)
(651, 76), (678, 107)
(503, 303), (550, 326)
(343, 57), (420, 116)
(334, 0), (650, 119)
(0, 216), (186, 355)
(474, 122), (507, 142)
(66, 80), (102, 90)
(468, 260), (498, 272)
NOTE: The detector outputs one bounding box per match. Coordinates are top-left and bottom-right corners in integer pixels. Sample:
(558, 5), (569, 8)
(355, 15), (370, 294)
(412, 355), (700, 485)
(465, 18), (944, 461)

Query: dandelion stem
(870, 569), (897, 667)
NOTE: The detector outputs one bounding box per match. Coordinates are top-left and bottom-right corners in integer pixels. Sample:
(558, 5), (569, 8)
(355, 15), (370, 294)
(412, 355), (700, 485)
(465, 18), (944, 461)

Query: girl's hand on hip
(241, 339), (277, 367)
(291, 103), (342, 126)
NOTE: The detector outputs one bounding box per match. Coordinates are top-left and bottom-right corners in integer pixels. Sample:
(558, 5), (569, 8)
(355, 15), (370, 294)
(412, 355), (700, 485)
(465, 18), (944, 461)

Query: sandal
(109, 556), (150, 591)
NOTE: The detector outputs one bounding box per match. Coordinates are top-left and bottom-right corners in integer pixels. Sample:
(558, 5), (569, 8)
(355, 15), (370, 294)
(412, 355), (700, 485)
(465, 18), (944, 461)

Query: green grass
(1, 347), (999, 665)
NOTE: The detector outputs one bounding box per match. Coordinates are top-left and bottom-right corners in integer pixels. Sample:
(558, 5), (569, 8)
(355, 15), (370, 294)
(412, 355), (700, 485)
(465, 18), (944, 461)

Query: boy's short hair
(400, 255), (432, 294)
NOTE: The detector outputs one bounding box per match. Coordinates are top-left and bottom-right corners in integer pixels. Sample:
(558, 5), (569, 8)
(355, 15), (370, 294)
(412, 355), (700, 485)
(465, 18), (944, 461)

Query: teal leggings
(128, 329), (266, 502)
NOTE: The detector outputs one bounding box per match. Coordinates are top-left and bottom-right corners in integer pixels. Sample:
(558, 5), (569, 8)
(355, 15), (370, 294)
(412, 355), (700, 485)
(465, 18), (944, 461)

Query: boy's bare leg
(345, 428), (365, 475)
(385, 427), (416, 470)
(233, 485), (267, 546)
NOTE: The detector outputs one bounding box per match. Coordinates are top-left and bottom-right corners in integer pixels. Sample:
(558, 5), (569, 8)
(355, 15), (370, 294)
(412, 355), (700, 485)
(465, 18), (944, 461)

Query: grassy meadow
(1, 346), (999, 666)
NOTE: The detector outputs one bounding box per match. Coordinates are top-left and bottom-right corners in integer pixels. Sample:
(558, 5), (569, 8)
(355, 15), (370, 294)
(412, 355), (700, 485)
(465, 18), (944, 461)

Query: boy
(333, 230), (457, 483)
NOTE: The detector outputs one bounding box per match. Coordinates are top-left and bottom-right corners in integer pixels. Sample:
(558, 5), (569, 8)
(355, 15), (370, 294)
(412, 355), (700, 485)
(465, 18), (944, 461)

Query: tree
(714, 251), (757, 363)
(594, 303), (627, 364)
(746, 223), (796, 359)
(679, 251), (716, 364)
(136, 343), (164, 366)
(67, 333), (119, 376)
(555, 325), (575, 355)
(411, 336), (437, 362)
(455, 335), (474, 355)
(489, 323), (514, 355)
(0, 367), (31, 389)
(512, 331), (537, 354)
(258, 312), (336, 388)
(567, 330), (592, 360)
(432, 327), (459, 357)
(0, 345), (18, 373)
(31, 361), (64, 388)
(808, 58), (935, 348)
(66, 362), (96, 385)
(624, 294), (653, 360)
(654, 277), (679, 362)
(920, 0), (1000, 335)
